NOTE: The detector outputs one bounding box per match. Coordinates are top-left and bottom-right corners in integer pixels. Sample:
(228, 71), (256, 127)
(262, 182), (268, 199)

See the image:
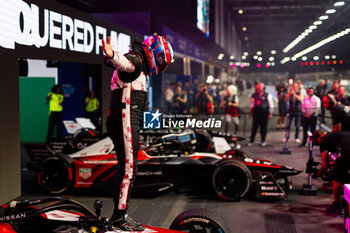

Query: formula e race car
(0, 197), (230, 233)
(33, 130), (302, 201)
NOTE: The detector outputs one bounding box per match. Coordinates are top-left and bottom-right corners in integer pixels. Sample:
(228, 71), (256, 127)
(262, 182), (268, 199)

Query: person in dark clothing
(46, 84), (64, 140)
(247, 83), (273, 147)
(315, 79), (327, 123)
(276, 86), (287, 129)
(102, 35), (173, 231)
(196, 84), (213, 114)
(172, 86), (187, 114)
(284, 83), (305, 143)
(328, 79), (340, 96)
(323, 94), (350, 132)
(337, 86), (350, 106)
(313, 130), (350, 213)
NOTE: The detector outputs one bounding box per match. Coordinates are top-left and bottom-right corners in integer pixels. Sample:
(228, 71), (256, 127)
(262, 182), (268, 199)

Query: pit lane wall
(0, 0), (142, 203)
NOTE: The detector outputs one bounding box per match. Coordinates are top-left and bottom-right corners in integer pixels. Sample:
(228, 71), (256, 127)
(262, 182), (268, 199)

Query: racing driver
(102, 35), (173, 231)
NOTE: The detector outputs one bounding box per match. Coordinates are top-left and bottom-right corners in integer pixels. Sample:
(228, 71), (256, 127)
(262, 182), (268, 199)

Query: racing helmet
(142, 35), (174, 75)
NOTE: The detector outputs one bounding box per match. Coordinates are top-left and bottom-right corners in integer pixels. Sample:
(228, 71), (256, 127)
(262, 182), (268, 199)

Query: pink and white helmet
(142, 35), (174, 75)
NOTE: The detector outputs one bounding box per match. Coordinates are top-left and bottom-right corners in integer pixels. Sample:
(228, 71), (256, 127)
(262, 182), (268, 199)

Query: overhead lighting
(280, 57), (290, 64)
(309, 25), (317, 30)
(291, 57), (297, 61)
(306, 29), (313, 33)
(244, 36), (249, 41)
(271, 50), (276, 54)
(313, 56), (319, 60)
(230, 55), (235, 60)
(243, 52), (249, 56)
(258, 57), (263, 61)
(238, 9), (244, 14)
(253, 55), (258, 60)
(332, 55), (337, 59)
(319, 15), (329, 20)
(325, 55), (330, 59)
(314, 21), (322, 25)
(271, 62), (275, 66)
(256, 64), (261, 68)
(242, 56), (247, 60)
(269, 57), (274, 61)
(257, 51), (262, 55)
(218, 53), (224, 60)
(242, 27), (247, 31)
(282, 28), (350, 63)
(334, 1), (345, 7)
(326, 9), (336, 14)
(302, 56), (307, 61)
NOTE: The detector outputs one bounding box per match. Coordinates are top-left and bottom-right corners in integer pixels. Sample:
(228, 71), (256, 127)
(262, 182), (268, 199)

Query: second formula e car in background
(32, 130), (302, 201)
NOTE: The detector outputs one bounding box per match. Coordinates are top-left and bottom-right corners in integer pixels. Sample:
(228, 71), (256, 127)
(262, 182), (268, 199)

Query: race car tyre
(212, 160), (252, 201)
(37, 157), (72, 194)
(170, 208), (230, 233)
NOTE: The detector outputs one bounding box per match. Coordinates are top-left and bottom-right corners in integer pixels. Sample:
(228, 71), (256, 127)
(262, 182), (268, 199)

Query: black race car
(32, 130), (302, 201)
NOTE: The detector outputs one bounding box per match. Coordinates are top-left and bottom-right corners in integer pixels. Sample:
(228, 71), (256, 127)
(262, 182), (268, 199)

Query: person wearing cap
(313, 129), (350, 213)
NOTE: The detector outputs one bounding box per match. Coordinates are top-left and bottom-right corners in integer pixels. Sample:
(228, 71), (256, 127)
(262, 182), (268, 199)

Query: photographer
(196, 84), (213, 114)
(313, 129), (350, 214)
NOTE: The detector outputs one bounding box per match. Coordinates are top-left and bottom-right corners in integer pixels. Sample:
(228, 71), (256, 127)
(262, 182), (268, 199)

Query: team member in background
(328, 79), (340, 96)
(102, 35), (173, 231)
(46, 84), (64, 140)
(247, 83), (273, 147)
(337, 86), (350, 106)
(276, 84), (287, 130)
(300, 87), (320, 147)
(172, 85), (187, 114)
(284, 82), (304, 143)
(315, 79), (327, 123)
(85, 91), (100, 129)
(313, 129), (350, 213)
(322, 94), (350, 132)
(221, 84), (239, 135)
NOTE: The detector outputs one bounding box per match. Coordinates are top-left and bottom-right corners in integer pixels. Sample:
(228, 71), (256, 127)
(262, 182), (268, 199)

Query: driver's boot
(112, 214), (144, 231)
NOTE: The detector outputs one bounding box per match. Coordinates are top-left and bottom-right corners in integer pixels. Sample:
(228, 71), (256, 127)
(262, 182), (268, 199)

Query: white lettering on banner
(0, 0), (131, 55)
(84, 22), (94, 53)
(62, 15), (74, 50)
(49, 11), (62, 49)
(95, 26), (106, 54)
(74, 19), (84, 52)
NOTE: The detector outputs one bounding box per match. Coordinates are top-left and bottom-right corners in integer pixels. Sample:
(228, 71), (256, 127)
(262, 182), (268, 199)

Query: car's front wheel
(170, 208), (230, 233)
(37, 157), (72, 194)
(212, 160), (252, 201)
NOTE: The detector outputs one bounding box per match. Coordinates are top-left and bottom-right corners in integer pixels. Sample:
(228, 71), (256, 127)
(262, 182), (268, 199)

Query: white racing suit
(106, 49), (148, 216)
